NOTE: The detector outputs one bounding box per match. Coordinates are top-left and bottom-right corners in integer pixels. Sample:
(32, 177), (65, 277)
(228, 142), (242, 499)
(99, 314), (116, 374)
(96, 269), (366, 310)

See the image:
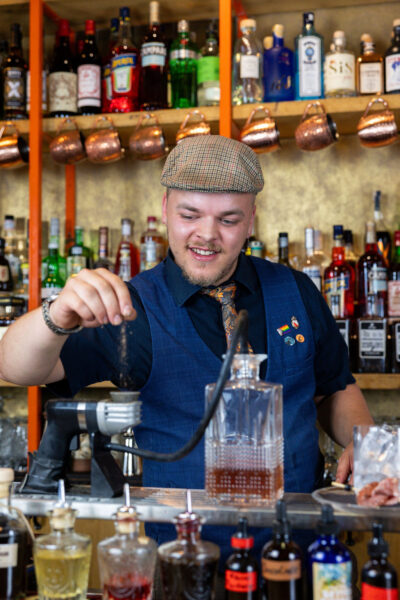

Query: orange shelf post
(28, 0), (43, 453)
(219, 0), (232, 138)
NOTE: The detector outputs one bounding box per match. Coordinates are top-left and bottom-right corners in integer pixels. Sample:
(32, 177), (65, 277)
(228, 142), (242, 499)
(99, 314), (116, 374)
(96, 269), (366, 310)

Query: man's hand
(49, 268), (137, 330)
(336, 441), (354, 485)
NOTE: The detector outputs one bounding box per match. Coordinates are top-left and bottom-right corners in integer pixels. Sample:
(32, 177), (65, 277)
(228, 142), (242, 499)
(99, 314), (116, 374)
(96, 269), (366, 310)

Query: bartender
(0, 135), (373, 554)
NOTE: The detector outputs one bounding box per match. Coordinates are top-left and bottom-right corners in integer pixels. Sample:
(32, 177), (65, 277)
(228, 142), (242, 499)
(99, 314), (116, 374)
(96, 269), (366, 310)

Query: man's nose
(195, 217), (218, 242)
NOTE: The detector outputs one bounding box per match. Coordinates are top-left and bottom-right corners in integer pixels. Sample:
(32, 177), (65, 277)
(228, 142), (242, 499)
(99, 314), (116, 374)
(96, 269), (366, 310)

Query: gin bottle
(232, 19), (263, 105)
(169, 20), (197, 108)
(295, 12), (323, 100)
(263, 24), (294, 102)
(324, 30), (355, 97)
(385, 23), (400, 93)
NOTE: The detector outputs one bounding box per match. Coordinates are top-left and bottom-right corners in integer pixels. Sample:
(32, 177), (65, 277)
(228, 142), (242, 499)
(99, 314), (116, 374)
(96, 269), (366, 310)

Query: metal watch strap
(41, 295), (83, 336)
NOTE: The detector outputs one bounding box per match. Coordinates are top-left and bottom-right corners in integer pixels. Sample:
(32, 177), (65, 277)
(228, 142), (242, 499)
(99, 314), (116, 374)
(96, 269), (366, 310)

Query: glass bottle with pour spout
(97, 483), (157, 600)
(205, 354), (284, 506)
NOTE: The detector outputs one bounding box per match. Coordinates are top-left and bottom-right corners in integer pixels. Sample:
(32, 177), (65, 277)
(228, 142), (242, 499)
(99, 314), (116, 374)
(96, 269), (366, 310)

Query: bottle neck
(279, 246), (289, 261)
(75, 230), (84, 247)
(273, 34), (284, 47)
(119, 20), (133, 44)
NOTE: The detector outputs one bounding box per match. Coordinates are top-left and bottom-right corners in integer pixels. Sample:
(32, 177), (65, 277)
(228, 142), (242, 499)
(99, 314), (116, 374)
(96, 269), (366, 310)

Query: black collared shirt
(53, 252), (354, 397)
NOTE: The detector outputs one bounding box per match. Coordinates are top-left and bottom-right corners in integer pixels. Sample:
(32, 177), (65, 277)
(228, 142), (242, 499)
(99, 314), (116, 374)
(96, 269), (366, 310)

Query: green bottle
(41, 244), (65, 298)
(169, 19), (197, 108)
(42, 217), (67, 282)
(67, 226), (92, 277)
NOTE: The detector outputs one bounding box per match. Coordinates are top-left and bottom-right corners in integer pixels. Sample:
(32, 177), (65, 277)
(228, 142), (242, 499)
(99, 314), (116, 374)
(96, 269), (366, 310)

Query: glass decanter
(158, 490), (220, 600)
(97, 484), (157, 600)
(205, 354), (284, 506)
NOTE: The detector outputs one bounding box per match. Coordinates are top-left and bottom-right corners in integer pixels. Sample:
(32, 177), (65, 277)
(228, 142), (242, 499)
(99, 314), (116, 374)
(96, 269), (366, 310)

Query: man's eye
(180, 214), (196, 220)
(221, 219), (237, 225)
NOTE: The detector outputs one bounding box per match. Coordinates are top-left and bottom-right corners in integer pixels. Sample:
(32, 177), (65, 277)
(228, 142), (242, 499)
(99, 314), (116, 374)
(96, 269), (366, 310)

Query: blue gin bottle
(263, 24), (294, 102)
(295, 12), (324, 100)
(308, 505), (352, 600)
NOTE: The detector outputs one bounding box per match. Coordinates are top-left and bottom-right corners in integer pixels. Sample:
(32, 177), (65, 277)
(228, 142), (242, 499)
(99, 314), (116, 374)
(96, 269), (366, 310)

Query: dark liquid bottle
(102, 18), (119, 113)
(385, 24), (400, 94)
(3, 23), (27, 120)
(77, 19), (101, 115)
(225, 517), (258, 600)
(361, 523), (398, 600)
(358, 221), (387, 318)
(49, 19), (77, 117)
(0, 238), (13, 293)
(278, 232), (291, 267)
(261, 499), (303, 600)
(94, 226), (114, 271)
(110, 7), (140, 113)
(158, 491), (220, 600)
(139, 0), (167, 110)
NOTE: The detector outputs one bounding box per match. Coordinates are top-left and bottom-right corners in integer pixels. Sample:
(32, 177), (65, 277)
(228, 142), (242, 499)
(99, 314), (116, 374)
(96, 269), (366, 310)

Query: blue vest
(132, 257), (322, 553)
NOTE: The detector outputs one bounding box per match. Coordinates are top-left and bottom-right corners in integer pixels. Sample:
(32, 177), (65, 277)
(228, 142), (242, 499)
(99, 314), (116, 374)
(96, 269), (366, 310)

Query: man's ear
(162, 191), (168, 225)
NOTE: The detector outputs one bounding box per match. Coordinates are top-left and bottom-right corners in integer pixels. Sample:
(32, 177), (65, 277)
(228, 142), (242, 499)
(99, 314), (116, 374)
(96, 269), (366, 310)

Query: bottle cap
(240, 19), (256, 31)
(316, 504), (340, 536)
(174, 489), (203, 528)
(368, 523), (389, 557)
(333, 225), (344, 239)
(120, 6), (130, 21)
(85, 19), (96, 35)
(231, 517), (254, 549)
(333, 30), (345, 39)
(343, 229), (353, 244)
(272, 24), (284, 38)
(148, 216), (156, 222)
(263, 35), (273, 50)
(149, 1), (160, 24)
(58, 19), (70, 37)
(178, 19), (189, 33)
(360, 33), (373, 43)
(303, 12), (314, 25)
(304, 227), (314, 250)
(393, 18), (400, 27)
(272, 498), (292, 538)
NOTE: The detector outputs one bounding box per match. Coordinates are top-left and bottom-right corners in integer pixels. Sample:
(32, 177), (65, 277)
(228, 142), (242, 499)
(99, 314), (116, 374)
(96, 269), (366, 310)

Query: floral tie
(203, 283), (253, 352)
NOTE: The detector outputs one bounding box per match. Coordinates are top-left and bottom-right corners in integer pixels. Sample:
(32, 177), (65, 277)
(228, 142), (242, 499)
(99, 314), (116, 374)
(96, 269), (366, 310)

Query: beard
(181, 256), (238, 287)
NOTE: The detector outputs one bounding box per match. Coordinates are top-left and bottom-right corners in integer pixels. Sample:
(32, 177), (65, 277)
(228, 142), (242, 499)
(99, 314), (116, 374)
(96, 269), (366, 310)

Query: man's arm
(315, 383), (374, 483)
(0, 268), (135, 386)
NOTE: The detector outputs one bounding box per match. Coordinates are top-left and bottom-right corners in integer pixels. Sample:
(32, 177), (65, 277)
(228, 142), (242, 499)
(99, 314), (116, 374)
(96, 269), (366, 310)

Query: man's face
(162, 189), (256, 287)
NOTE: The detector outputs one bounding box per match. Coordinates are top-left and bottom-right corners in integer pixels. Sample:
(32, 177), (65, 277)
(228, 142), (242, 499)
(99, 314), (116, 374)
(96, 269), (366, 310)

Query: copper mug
(357, 97), (398, 148)
(129, 113), (168, 160)
(295, 102), (339, 151)
(85, 115), (125, 164)
(239, 106), (280, 153)
(176, 109), (211, 144)
(49, 117), (86, 165)
(0, 122), (29, 169)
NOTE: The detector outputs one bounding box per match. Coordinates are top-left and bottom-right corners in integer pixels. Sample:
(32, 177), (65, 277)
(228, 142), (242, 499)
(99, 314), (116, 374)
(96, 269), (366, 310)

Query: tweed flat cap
(161, 135), (264, 194)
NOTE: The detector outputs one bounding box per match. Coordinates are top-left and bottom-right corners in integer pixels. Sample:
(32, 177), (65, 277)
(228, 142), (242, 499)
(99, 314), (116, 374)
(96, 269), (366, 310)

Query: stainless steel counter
(12, 486), (400, 531)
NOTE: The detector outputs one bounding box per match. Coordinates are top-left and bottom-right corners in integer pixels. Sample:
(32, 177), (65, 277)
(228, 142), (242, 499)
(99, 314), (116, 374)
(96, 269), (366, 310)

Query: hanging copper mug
(49, 117), (86, 165)
(357, 96), (398, 148)
(85, 115), (125, 164)
(239, 106), (280, 153)
(175, 109), (211, 144)
(0, 122), (29, 169)
(295, 102), (339, 151)
(129, 113), (168, 160)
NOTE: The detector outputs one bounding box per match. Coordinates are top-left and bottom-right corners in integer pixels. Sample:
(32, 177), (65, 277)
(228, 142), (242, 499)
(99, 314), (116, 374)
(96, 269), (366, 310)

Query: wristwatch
(42, 294), (83, 336)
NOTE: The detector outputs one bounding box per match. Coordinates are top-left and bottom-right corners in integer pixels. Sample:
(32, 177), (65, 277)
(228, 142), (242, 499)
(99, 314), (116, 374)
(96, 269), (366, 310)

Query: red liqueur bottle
(77, 19), (101, 115)
(139, 1), (167, 110)
(110, 7), (140, 112)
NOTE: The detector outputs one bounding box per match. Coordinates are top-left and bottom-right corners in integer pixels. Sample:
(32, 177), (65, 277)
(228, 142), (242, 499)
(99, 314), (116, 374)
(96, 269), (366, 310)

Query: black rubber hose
(104, 309), (249, 463)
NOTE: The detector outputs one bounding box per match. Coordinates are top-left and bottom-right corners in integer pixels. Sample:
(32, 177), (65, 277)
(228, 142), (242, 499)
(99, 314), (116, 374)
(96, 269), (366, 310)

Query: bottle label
(312, 561), (352, 600)
(368, 265), (388, 293)
(0, 266), (9, 283)
(262, 558), (301, 581)
(302, 266), (321, 291)
(396, 323), (400, 363)
(324, 275), (350, 294)
(0, 543), (17, 568)
(324, 52), (355, 93)
(359, 320), (386, 359)
(359, 62), (383, 94)
(336, 319), (350, 348)
(49, 71), (77, 113)
(198, 56), (220, 84)
(111, 54), (137, 93)
(388, 281), (400, 316)
(225, 570), (258, 592)
(298, 36), (322, 97)
(240, 55), (259, 79)
(141, 42), (166, 67)
(3, 67), (25, 109)
(361, 582), (398, 600)
(78, 64), (101, 107)
(170, 48), (197, 60)
(26, 70), (47, 112)
(385, 53), (400, 92)
(119, 247), (131, 281)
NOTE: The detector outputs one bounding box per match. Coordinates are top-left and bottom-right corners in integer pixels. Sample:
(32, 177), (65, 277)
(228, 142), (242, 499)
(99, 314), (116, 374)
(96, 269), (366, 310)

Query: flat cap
(161, 135), (264, 194)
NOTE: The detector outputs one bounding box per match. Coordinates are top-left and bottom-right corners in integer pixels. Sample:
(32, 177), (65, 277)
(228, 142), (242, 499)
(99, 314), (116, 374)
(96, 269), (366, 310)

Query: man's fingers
(87, 268), (136, 320)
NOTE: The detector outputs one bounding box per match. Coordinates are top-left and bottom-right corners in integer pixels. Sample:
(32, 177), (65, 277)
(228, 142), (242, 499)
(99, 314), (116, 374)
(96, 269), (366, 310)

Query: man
(0, 135), (372, 554)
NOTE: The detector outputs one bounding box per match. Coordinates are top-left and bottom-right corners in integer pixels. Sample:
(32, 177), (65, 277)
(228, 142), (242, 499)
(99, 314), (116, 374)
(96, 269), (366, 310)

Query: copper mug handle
(134, 112), (160, 131)
(361, 96), (389, 119)
(301, 101), (326, 122)
(178, 109), (207, 131)
(0, 121), (20, 140)
(55, 116), (80, 135)
(90, 114), (116, 132)
(244, 105), (272, 128)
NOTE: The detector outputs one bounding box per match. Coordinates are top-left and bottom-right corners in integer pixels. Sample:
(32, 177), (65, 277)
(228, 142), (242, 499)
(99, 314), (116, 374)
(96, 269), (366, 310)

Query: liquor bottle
(110, 7), (140, 113)
(41, 240), (66, 299)
(197, 21), (220, 106)
(357, 292), (388, 373)
(0, 468), (29, 600)
(77, 20), (101, 115)
(358, 221), (387, 318)
(16, 237), (29, 297)
(261, 499), (303, 600)
(42, 217), (67, 283)
(388, 231), (400, 317)
(158, 490), (220, 600)
(301, 227), (322, 292)
(140, 216), (165, 272)
(115, 218), (140, 281)
(139, 1), (167, 111)
(314, 231), (330, 270)
(34, 481), (91, 600)
(3, 215), (20, 286)
(26, 65), (48, 115)
(94, 226), (114, 270)
(323, 246), (355, 319)
(263, 24), (294, 102)
(295, 12), (323, 100)
(67, 226), (92, 278)
(373, 190), (391, 268)
(225, 517), (258, 600)
(278, 232), (291, 267)
(356, 33), (384, 95)
(0, 238), (13, 293)
(232, 19), (263, 105)
(324, 30), (356, 98)
(385, 23), (400, 94)
(0, 40), (9, 119)
(169, 20), (198, 108)
(3, 23), (27, 120)
(98, 484), (157, 600)
(49, 19), (77, 117)
(102, 18), (119, 113)
(361, 524), (398, 600)
(308, 505), (352, 600)
(343, 229), (357, 271)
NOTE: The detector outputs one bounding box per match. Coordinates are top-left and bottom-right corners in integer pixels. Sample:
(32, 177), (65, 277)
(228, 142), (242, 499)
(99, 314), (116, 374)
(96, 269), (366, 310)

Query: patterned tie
(203, 283), (253, 352)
